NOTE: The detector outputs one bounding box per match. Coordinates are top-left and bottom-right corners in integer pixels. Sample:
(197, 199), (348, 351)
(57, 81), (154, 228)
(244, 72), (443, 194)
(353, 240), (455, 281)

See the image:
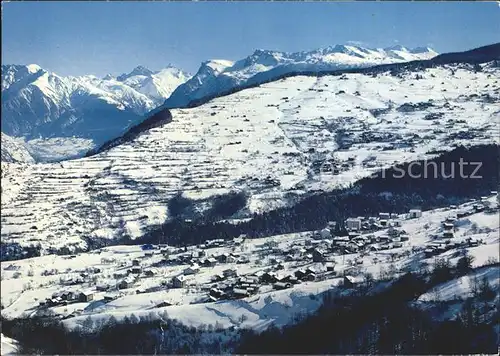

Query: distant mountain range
(1, 44), (438, 162)
(161, 45), (438, 109)
(1, 64), (190, 161)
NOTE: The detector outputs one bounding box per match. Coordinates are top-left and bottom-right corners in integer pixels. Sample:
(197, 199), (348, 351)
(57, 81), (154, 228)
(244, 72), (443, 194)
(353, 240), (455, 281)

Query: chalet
(202, 257), (217, 267)
(294, 270), (307, 280)
(136, 288), (146, 294)
(226, 254), (237, 264)
(319, 228), (332, 239)
(103, 295), (115, 302)
(96, 284), (110, 292)
(409, 209), (422, 219)
(144, 251), (154, 258)
(210, 274), (225, 282)
(172, 275), (187, 288)
(130, 266), (142, 274)
(275, 263), (285, 270)
(442, 222), (454, 230)
(273, 282), (292, 290)
(132, 259), (141, 266)
(78, 291), (94, 302)
(312, 248), (326, 262)
(378, 235), (390, 242)
(144, 268), (158, 277)
(345, 218), (362, 231)
(445, 216), (457, 223)
(325, 263), (335, 272)
(184, 264), (200, 275)
(469, 239), (479, 247)
(217, 253), (230, 263)
(379, 219), (388, 227)
(118, 276), (136, 289)
(191, 250), (206, 259)
(391, 219), (402, 227)
(424, 248), (436, 258)
(260, 272), (277, 284)
(343, 275), (365, 288)
(379, 213), (390, 220)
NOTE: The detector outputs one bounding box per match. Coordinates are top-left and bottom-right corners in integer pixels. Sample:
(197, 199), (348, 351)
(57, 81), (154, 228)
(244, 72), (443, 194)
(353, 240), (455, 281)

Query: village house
(273, 282), (292, 290)
(144, 268), (158, 277)
(132, 259), (141, 267)
(231, 288), (249, 299)
(96, 283), (111, 292)
(312, 248), (326, 262)
(319, 228), (332, 239)
(113, 271), (127, 279)
(118, 276), (136, 289)
(202, 257), (217, 267)
(442, 222), (454, 230)
(343, 275), (365, 288)
(78, 291), (94, 302)
(172, 275), (187, 288)
(345, 218), (362, 231)
(379, 213), (390, 220)
(260, 271), (277, 284)
(129, 266), (142, 274)
(184, 263), (200, 275)
(409, 209), (423, 219)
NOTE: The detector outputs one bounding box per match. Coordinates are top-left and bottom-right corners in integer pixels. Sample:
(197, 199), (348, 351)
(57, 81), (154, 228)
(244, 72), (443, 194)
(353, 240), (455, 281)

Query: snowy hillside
(163, 45), (438, 108)
(1, 61), (498, 253)
(1, 64), (190, 161)
(1, 133), (34, 164)
(0, 334), (19, 356)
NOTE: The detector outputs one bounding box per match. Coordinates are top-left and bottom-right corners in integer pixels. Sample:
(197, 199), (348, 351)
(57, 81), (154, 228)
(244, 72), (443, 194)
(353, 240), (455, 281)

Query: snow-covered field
(1, 63), (499, 252)
(1, 197), (498, 332)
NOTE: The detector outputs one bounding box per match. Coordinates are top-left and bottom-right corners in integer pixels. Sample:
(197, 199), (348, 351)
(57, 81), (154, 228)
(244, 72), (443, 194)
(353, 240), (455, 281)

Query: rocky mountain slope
(1, 57), (498, 254)
(0, 133), (34, 164)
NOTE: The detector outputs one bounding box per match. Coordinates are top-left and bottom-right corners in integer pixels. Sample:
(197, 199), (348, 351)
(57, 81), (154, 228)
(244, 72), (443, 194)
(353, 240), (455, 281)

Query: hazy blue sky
(2, 1), (499, 77)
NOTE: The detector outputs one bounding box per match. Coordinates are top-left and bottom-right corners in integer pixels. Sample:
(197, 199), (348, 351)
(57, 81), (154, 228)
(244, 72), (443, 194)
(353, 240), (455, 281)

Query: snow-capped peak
(26, 64), (43, 74)
(385, 45), (409, 52)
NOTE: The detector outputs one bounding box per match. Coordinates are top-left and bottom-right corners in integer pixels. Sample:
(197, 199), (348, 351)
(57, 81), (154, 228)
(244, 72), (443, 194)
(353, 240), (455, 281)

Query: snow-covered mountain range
(162, 45), (438, 109)
(1, 44), (437, 163)
(1, 64), (190, 161)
